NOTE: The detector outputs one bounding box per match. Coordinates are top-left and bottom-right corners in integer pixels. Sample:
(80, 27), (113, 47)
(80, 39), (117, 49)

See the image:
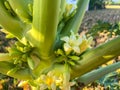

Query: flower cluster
(36, 71), (63, 90)
(36, 70), (75, 90)
(61, 31), (93, 55)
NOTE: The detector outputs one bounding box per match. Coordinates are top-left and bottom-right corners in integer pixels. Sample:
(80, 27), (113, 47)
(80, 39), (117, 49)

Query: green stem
(77, 61), (120, 85)
(0, 61), (14, 74)
(0, 53), (15, 61)
(0, 0), (26, 39)
(8, 0), (32, 22)
(0, 61), (33, 80)
(27, 0), (61, 60)
(33, 60), (52, 78)
(71, 36), (120, 79)
(63, 64), (70, 90)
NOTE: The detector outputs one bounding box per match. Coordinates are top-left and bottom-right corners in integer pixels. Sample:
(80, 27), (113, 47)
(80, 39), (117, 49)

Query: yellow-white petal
(87, 37), (93, 45)
(40, 84), (47, 90)
(70, 33), (76, 41)
(82, 35), (87, 40)
(75, 38), (82, 45)
(61, 36), (69, 42)
(64, 43), (72, 55)
(72, 46), (80, 54)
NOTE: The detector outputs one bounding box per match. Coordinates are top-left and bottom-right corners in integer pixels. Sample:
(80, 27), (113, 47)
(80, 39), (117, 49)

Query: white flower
(61, 31), (93, 55)
(37, 71), (63, 90)
(61, 31), (82, 55)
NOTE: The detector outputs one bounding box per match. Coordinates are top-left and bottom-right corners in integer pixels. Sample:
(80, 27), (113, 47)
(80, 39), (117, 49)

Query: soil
(80, 9), (120, 32)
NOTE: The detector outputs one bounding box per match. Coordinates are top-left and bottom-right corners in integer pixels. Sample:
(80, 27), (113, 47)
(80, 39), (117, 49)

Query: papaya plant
(0, 0), (120, 89)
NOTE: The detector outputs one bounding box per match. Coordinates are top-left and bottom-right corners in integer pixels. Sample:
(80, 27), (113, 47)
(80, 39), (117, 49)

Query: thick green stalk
(77, 61), (120, 85)
(27, 0), (61, 77)
(0, 61), (33, 80)
(0, 0), (26, 39)
(60, 0), (89, 36)
(71, 36), (120, 79)
(27, 0), (61, 60)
